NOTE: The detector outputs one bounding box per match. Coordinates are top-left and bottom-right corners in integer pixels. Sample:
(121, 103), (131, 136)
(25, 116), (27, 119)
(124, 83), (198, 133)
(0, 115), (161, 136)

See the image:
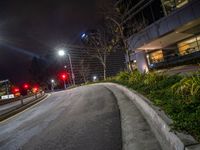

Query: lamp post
(58, 49), (75, 86)
(64, 65), (72, 85)
(51, 79), (55, 91)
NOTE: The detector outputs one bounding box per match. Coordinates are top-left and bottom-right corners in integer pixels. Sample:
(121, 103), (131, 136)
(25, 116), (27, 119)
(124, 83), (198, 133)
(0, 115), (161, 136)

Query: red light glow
(61, 73), (67, 80)
(23, 83), (29, 89)
(13, 88), (20, 93)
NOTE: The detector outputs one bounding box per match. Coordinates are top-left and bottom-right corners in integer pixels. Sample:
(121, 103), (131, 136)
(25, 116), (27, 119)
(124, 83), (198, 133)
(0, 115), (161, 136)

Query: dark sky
(0, 0), (111, 83)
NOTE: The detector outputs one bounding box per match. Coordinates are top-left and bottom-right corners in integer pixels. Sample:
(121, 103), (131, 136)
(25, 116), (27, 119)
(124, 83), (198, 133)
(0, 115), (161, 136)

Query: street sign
(1, 94), (14, 100)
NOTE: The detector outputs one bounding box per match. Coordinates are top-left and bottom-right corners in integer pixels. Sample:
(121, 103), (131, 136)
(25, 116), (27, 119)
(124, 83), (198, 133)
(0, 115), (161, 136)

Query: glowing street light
(93, 76), (97, 82)
(33, 87), (38, 93)
(51, 79), (55, 91)
(57, 49), (75, 86)
(58, 49), (65, 56)
(81, 33), (86, 39)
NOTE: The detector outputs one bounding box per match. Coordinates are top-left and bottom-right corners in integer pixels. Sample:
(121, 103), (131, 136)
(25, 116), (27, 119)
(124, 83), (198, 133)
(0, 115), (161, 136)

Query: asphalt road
(0, 84), (122, 150)
(0, 84), (161, 150)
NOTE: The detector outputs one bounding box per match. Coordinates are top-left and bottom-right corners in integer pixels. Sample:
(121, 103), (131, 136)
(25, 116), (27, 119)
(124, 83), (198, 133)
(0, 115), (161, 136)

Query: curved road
(0, 84), (160, 150)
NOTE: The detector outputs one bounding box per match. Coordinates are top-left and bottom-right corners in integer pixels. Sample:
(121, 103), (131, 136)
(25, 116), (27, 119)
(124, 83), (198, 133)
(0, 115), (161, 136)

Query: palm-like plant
(171, 71), (200, 100)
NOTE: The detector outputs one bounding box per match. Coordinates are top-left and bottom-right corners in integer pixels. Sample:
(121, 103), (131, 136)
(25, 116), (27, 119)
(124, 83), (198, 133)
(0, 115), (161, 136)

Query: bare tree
(82, 26), (113, 80)
(79, 59), (90, 83)
(98, 2), (147, 71)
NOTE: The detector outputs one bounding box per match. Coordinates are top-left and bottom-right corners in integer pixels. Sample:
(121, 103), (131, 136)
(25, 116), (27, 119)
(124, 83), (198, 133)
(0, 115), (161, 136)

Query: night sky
(0, 0), (111, 83)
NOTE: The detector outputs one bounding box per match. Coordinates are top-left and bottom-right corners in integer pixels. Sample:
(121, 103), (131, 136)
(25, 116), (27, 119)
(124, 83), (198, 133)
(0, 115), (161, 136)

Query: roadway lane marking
(0, 94), (51, 124)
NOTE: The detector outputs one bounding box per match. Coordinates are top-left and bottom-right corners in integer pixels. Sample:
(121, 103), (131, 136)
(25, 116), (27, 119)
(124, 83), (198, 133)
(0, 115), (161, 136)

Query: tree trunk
(83, 75), (87, 83)
(103, 66), (106, 80)
(126, 50), (133, 72)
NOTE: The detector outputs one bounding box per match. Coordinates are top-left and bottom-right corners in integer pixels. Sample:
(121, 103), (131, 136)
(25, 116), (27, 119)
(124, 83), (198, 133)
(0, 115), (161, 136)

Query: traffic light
(23, 83), (29, 89)
(61, 74), (66, 80)
(12, 87), (20, 97)
(14, 87), (20, 93)
(60, 73), (68, 81)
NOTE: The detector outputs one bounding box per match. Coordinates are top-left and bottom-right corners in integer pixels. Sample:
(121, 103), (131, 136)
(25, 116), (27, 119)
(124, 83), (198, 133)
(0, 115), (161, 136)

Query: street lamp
(81, 33), (86, 39)
(93, 75), (97, 82)
(57, 49), (75, 86)
(51, 79), (55, 91)
(58, 50), (65, 56)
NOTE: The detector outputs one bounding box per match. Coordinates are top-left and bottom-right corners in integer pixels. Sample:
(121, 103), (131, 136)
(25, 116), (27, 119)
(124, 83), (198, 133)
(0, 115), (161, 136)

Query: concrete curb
(104, 83), (200, 150)
(0, 94), (48, 122)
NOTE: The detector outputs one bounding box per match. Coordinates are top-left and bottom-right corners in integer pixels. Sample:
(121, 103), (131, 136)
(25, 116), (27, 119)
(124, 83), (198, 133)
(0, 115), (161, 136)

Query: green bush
(171, 71), (200, 104)
(110, 70), (200, 142)
(115, 71), (131, 85)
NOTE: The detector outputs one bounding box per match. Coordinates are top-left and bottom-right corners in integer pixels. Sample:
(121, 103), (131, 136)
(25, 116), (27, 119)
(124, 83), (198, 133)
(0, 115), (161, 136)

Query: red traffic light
(62, 74), (66, 80)
(23, 83), (29, 89)
(13, 87), (20, 93)
(60, 73), (68, 81)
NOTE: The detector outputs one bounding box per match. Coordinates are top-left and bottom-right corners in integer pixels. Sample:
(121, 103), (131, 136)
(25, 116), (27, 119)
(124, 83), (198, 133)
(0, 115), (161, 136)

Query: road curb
(0, 94), (48, 122)
(102, 83), (200, 150)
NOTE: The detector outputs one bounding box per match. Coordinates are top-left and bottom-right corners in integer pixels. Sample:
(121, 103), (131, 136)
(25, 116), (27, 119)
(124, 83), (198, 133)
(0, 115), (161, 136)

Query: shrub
(171, 71), (200, 103)
(115, 71), (131, 85)
(143, 72), (166, 85)
(109, 70), (200, 141)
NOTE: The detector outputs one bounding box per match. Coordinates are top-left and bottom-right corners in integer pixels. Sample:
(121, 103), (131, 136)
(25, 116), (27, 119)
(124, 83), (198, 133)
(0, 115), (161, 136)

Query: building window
(197, 35), (200, 46)
(162, 0), (189, 15)
(178, 36), (200, 55)
(149, 50), (164, 63)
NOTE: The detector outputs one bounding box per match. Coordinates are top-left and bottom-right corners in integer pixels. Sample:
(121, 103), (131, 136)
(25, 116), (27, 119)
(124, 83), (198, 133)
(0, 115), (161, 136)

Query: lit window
(149, 50), (164, 63)
(178, 36), (200, 55)
(162, 0), (189, 15)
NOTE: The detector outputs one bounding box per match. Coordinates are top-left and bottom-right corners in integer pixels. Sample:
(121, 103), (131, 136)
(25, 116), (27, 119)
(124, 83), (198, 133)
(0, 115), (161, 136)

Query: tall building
(117, 0), (200, 72)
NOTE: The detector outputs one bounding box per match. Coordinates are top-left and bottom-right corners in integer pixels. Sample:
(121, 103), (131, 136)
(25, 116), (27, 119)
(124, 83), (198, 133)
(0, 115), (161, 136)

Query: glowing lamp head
(33, 87), (38, 93)
(93, 76), (97, 82)
(81, 33), (86, 39)
(58, 50), (65, 56)
(93, 76), (97, 80)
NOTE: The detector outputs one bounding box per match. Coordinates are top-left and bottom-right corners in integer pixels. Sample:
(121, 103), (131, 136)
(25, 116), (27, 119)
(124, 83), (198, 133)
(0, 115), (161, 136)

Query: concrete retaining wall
(107, 83), (200, 150)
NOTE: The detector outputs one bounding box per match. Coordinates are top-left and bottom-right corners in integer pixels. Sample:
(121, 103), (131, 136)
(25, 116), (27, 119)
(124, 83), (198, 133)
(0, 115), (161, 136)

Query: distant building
(0, 79), (10, 97)
(116, 0), (200, 72)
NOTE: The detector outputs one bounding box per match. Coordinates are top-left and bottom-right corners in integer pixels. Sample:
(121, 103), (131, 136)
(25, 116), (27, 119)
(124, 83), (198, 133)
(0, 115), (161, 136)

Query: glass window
(197, 35), (200, 40)
(176, 0), (189, 8)
(178, 36), (199, 55)
(197, 36), (200, 48)
(149, 50), (164, 63)
(162, 0), (189, 15)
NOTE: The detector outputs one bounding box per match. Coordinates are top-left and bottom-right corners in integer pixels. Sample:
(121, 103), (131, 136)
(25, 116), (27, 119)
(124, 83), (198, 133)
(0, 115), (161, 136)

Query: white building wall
(136, 51), (149, 73)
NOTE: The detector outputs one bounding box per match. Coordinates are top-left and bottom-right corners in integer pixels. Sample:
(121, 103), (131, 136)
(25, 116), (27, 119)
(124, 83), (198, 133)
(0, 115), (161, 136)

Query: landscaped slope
(107, 70), (200, 142)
